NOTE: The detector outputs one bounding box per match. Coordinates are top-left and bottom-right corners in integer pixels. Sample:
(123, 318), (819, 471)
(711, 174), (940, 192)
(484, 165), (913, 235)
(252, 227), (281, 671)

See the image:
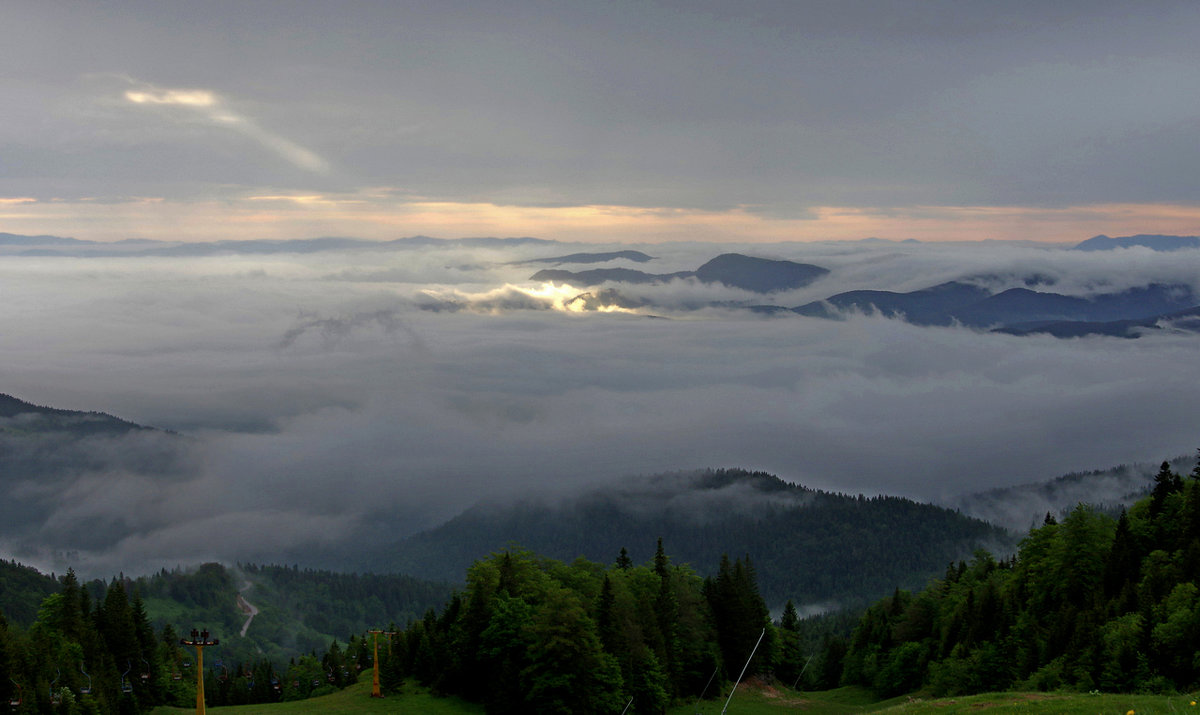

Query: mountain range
(532, 252), (831, 293)
(368, 468), (1009, 609)
(789, 281), (1199, 337)
(0, 389), (1193, 628)
(0, 393), (155, 436)
(1074, 234), (1200, 251)
(511, 249), (656, 265)
(0, 232), (555, 257)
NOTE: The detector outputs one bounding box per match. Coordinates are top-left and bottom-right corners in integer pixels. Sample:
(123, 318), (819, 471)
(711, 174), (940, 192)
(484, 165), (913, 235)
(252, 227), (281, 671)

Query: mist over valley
(2, 233), (1199, 590)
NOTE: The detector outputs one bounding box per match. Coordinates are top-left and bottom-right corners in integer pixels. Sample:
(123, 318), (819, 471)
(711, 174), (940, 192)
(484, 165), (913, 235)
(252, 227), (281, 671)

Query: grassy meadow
(149, 679), (1200, 714)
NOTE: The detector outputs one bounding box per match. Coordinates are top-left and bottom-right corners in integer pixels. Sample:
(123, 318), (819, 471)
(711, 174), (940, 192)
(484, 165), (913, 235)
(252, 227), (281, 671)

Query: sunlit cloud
(247, 195), (366, 206)
(122, 80), (329, 173)
(124, 89), (216, 107)
(0, 197), (37, 205)
(420, 282), (645, 315)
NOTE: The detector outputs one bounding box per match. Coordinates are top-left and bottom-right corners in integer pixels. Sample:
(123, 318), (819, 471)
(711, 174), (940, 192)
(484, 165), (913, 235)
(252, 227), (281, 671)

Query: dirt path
(236, 581), (259, 637)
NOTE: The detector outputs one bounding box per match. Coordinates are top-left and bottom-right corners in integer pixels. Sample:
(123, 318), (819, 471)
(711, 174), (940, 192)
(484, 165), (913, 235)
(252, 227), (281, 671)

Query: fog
(2, 238), (1199, 576)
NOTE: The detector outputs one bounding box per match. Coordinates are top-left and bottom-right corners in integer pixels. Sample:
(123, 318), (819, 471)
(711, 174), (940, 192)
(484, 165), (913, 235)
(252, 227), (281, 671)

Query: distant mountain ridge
(371, 468), (1008, 608)
(0, 232), (556, 257)
(0, 393), (154, 436)
(533, 253), (830, 293)
(945, 452), (1199, 531)
(996, 305), (1200, 338)
(790, 281), (1199, 337)
(0, 394), (182, 551)
(1074, 234), (1200, 251)
(512, 250), (655, 265)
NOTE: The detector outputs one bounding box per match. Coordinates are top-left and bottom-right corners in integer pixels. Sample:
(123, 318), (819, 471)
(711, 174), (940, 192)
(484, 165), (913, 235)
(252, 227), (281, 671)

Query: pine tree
(1104, 509), (1140, 602)
(653, 538), (668, 579)
(1150, 461), (1182, 517)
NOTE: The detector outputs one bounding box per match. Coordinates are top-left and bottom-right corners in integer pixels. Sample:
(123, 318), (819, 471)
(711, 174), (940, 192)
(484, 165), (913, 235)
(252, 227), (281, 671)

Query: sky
(3, 0), (1200, 244)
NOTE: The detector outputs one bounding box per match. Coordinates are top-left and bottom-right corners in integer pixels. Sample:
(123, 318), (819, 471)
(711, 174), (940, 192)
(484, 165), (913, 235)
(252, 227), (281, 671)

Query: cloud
(124, 89), (217, 107)
(122, 81), (329, 173)
(1, 239), (1199, 576)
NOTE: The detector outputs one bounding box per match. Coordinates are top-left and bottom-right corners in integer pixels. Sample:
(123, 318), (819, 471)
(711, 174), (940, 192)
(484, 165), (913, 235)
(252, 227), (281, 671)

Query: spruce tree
(1150, 461), (1181, 517)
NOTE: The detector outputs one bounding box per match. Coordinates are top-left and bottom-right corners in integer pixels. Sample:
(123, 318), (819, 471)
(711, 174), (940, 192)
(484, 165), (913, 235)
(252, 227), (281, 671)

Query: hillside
(948, 452), (1200, 530)
(0, 393), (187, 557)
(372, 469), (1010, 608)
(131, 563), (455, 665)
(835, 456), (1200, 697)
(0, 393), (155, 436)
(0, 558), (61, 626)
(0, 559), (454, 673)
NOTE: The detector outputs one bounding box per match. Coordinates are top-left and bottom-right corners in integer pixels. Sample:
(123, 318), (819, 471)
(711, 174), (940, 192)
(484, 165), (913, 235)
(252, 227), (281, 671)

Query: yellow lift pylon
(365, 629), (398, 698)
(180, 628), (219, 715)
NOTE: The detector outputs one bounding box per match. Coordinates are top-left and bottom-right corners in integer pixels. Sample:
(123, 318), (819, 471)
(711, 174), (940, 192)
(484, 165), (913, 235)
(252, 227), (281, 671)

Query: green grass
(148, 680), (483, 715)
(672, 684), (1200, 715)
(874, 691), (1200, 714)
(671, 685), (904, 714)
(150, 680), (1200, 715)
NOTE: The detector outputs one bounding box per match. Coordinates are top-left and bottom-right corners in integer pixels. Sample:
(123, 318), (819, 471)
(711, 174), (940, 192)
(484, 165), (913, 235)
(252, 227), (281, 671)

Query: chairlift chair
(140, 657), (151, 682)
(8, 678), (21, 708)
(121, 662), (133, 694)
(80, 663), (93, 695)
(50, 670), (62, 706)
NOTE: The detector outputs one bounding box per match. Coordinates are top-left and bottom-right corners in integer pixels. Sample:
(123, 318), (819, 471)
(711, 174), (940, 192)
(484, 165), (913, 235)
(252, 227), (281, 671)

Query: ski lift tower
(180, 628), (219, 715)
(366, 630), (398, 698)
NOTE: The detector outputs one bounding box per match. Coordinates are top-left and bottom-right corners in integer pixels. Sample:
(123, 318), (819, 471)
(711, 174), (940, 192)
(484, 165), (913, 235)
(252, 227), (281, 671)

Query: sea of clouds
(2, 238), (1199, 576)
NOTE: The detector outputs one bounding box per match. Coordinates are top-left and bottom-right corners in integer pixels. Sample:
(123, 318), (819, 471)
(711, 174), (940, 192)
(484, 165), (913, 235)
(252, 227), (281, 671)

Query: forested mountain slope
(0, 560), (454, 675)
(0, 559), (60, 626)
(128, 563), (454, 665)
(374, 469), (1010, 608)
(835, 456), (1200, 697)
(0, 393), (155, 436)
(948, 452), (1199, 531)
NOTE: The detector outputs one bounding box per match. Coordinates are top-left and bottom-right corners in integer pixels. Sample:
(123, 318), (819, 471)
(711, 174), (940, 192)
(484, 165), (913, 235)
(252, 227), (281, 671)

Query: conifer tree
(1150, 461), (1182, 517)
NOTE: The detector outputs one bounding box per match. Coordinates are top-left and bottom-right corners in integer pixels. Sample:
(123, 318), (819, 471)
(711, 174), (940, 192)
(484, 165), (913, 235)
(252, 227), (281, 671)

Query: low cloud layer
(2, 239), (1199, 576)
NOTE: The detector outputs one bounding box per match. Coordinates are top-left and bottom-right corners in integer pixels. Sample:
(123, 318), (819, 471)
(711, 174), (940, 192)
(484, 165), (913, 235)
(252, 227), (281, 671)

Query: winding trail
(237, 581), (259, 637)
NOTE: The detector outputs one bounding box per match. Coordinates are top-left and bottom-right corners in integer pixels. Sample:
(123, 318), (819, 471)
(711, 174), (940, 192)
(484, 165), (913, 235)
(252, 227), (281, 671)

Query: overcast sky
(3, 0), (1200, 243)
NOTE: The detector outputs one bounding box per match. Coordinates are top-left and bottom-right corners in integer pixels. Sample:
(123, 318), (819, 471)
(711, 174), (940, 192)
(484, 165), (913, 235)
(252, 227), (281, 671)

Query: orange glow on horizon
(0, 195), (1197, 244)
